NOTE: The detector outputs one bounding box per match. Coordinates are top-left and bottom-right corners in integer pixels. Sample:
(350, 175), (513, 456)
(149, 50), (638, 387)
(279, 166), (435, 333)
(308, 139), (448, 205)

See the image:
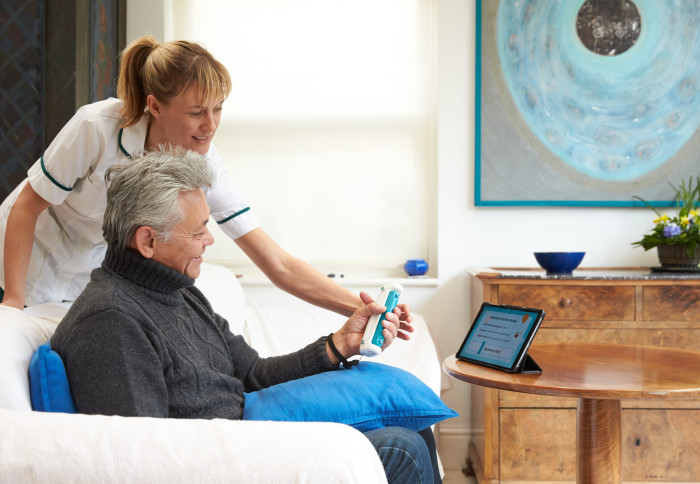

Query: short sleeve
(27, 102), (114, 206)
(205, 143), (259, 239)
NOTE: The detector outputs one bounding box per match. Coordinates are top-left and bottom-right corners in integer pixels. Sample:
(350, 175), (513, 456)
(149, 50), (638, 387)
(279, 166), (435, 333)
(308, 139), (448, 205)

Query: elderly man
(50, 148), (439, 483)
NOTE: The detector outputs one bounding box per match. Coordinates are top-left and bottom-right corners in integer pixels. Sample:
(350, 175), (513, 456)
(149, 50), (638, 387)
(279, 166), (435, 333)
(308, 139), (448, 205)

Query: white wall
(240, 0), (660, 451)
(423, 0), (659, 453)
(125, 0), (663, 464)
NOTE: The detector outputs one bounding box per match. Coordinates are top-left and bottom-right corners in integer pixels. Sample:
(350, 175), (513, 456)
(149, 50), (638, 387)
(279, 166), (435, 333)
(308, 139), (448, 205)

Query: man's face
(152, 189), (214, 279)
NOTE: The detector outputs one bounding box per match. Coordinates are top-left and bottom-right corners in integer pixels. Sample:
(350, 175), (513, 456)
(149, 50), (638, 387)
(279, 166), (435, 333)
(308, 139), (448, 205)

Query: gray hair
(103, 147), (214, 249)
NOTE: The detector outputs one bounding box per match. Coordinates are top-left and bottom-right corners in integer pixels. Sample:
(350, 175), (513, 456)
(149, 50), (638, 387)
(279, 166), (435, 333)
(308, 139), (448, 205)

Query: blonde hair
(116, 36), (232, 127)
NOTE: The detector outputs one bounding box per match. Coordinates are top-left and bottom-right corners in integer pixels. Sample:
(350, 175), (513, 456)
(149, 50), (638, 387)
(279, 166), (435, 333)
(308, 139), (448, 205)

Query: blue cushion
(29, 343), (77, 413)
(243, 362), (457, 432)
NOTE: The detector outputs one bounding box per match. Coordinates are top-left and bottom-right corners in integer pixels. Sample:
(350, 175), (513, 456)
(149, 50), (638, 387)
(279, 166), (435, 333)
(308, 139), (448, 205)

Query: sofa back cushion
(0, 306), (63, 410)
(194, 263), (247, 336)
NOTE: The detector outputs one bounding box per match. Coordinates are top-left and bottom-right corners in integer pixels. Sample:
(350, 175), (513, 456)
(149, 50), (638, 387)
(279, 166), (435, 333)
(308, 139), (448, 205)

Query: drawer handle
(559, 298), (572, 308)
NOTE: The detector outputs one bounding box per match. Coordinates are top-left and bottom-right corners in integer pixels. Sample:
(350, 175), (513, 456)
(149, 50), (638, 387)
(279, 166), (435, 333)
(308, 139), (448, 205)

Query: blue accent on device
(360, 283), (404, 357)
(369, 290), (400, 346)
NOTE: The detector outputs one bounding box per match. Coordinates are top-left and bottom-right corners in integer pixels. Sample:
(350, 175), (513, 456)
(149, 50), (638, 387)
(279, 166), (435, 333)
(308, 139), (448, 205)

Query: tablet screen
(456, 303), (545, 372)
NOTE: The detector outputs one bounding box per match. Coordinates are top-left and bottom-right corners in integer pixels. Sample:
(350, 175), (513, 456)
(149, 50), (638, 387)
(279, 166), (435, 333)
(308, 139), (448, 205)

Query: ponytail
(117, 36), (158, 127)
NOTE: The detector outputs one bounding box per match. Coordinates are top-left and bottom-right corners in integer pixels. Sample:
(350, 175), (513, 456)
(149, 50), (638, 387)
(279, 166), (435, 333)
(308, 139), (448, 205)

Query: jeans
(363, 426), (441, 484)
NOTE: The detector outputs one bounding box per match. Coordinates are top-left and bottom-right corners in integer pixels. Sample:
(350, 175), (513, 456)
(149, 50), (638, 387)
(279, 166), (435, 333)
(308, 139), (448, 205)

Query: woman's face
(149, 85), (223, 155)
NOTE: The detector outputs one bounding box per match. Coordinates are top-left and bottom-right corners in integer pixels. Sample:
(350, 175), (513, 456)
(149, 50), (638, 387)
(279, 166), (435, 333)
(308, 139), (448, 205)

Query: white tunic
(0, 98), (257, 306)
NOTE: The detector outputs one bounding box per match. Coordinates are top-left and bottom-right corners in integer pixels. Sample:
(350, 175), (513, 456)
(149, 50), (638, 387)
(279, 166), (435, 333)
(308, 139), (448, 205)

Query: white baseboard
(437, 425), (472, 474)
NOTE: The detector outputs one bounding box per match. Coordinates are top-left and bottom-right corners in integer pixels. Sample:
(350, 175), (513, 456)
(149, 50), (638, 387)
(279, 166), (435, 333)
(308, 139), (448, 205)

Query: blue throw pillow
(29, 343), (77, 413)
(243, 362), (457, 432)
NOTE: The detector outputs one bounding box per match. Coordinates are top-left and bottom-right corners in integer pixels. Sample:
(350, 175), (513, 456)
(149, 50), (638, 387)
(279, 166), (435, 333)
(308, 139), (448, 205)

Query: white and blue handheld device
(360, 283), (404, 357)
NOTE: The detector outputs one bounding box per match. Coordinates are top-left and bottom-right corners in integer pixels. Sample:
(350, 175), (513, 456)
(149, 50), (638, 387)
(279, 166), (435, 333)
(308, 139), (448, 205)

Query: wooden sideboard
(466, 268), (700, 484)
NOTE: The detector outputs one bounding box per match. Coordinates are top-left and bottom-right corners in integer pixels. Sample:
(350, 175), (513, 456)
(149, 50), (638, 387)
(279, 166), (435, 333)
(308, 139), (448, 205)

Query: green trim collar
(118, 128), (132, 158)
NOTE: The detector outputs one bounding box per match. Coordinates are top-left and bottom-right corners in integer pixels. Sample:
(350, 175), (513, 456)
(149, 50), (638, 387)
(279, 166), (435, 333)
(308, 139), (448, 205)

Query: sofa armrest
(0, 409), (387, 484)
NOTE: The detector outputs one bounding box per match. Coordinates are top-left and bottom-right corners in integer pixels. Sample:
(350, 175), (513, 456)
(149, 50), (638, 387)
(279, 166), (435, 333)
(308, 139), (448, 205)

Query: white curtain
(169, 0), (436, 277)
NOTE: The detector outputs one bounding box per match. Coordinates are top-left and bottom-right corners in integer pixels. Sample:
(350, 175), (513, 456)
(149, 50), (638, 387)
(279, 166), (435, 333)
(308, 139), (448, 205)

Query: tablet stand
(517, 353), (542, 374)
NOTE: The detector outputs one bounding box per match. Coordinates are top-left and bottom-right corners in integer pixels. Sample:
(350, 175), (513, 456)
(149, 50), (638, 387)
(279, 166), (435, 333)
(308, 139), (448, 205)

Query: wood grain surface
(444, 343), (700, 400)
(445, 343), (700, 484)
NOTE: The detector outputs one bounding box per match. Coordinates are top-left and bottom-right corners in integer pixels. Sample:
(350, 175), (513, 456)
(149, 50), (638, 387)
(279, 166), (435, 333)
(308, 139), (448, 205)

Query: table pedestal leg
(576, 398), (621, 484)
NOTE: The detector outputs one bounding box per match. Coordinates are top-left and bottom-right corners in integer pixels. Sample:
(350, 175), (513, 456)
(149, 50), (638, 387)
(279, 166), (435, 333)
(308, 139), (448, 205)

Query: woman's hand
(394, 302), (414, 340)
(2, 183), (51, 310)
(0, 297), (24, 310)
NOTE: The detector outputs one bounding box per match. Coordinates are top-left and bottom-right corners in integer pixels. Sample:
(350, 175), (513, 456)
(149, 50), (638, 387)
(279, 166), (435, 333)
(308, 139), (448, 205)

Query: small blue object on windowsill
(404, 259), (429, 277)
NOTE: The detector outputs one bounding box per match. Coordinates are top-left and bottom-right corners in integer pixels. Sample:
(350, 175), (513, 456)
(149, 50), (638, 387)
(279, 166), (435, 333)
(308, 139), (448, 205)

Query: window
(169, 0), (436, 278)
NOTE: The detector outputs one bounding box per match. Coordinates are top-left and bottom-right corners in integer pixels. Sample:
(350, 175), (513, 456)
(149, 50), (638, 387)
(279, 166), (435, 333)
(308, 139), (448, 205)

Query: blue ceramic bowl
(533, 252), (585, 275)
(404, 258), (429, 276)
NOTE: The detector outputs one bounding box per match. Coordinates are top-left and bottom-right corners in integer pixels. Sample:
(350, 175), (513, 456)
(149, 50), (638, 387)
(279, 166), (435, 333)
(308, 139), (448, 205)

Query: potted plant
(632, 176), (700, 270)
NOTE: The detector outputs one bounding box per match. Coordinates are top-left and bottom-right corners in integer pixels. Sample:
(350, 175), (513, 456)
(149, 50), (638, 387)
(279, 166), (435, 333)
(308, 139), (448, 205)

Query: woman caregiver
(0, 35), (413, 335)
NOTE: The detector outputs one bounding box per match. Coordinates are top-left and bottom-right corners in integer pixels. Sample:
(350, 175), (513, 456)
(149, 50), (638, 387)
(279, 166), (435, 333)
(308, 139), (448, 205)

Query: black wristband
(327, 333), (359, 369)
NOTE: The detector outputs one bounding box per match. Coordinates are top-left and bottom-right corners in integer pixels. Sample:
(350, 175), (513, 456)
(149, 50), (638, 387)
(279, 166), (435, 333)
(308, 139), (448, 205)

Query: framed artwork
(475, 0), (700, 206)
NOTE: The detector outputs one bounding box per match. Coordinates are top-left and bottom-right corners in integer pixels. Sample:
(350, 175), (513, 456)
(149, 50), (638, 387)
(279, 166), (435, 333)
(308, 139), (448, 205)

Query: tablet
(455, 303), (545, 374)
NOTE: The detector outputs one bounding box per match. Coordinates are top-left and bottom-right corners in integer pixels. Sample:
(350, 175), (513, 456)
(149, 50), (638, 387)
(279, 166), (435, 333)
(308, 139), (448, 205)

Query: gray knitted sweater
(51, 246), (337, 419)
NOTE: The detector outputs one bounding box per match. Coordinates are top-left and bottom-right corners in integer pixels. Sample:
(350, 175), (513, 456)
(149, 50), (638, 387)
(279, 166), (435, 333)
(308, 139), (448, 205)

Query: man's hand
(355, 290), (413, 341)
(327, 291), (401, 364)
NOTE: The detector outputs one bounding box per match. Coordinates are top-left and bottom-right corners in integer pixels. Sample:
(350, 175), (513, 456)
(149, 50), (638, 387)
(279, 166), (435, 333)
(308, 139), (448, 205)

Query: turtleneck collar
(102, 244), (194, 295)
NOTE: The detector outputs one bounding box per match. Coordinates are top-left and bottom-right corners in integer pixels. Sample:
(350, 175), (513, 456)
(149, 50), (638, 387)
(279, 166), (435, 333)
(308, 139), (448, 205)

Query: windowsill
(207, 259), (439, 288)
(237, 274), (439, 287)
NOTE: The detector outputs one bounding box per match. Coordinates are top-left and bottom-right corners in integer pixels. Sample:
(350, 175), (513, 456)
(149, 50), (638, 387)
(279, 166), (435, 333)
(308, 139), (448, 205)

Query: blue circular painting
(497, 0), (700, 182)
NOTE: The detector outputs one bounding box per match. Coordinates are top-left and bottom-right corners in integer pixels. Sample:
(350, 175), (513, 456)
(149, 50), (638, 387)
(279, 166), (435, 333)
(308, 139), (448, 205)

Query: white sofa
(0, 263), (444, 483)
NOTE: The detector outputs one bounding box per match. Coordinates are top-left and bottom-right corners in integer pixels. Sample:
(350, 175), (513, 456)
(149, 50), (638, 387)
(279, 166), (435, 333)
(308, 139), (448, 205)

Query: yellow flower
(653, 214), (670, 225)
(680, 216), (691, 227)
(691, 209), (700, 219)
